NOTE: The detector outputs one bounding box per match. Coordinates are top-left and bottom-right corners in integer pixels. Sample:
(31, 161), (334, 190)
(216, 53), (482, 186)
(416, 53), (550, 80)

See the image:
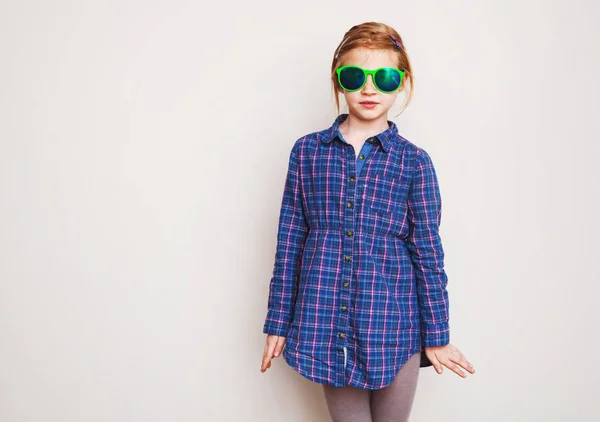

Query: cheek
(384, 92), (399, 105)
(342, 91), (358, 103)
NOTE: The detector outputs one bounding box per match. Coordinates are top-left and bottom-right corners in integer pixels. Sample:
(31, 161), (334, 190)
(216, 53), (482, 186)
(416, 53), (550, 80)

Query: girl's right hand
(261, 334), (287, 373)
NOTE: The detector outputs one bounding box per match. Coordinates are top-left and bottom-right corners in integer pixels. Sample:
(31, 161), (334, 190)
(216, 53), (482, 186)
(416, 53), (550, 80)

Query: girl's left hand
(424, 344), (475, 378)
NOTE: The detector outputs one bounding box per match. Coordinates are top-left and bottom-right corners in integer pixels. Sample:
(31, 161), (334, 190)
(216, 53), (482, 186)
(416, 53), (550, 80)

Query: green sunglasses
(336, 66), (405, 93)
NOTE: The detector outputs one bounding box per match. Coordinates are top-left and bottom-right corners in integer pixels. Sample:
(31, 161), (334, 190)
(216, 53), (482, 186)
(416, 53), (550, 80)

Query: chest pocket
(367, 174), (407, 211)
(364, 146), (415, 236)
(365, 173), (410, 236)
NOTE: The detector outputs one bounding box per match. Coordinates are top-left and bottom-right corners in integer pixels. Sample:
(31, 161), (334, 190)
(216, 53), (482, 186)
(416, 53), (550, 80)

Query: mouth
(359, 101), (379, 109)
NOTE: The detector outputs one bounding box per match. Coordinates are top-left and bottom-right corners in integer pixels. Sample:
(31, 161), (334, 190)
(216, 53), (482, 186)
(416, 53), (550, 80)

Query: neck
(340, 113), (389, 140)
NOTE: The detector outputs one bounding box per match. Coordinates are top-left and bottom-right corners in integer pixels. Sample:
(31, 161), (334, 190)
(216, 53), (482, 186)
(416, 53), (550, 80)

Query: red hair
(331, 22), (415, 115)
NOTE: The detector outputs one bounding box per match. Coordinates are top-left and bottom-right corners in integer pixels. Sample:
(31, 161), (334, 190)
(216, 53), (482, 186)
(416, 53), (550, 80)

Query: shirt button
(343, 282), (349, 287)
(347, 201), (353, 208)
(341, 305), (348, 312)
(349, 176), (356, 183)
(368, 138), (374, 144)
(359, 154), (365, 160)
(344, 255), (351, 262)
(339, 333), (345, 339)
(346, 230), (353, 237)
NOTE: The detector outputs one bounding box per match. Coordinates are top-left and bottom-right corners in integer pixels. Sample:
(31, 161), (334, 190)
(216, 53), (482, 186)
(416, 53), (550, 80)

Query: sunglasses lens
(374, 68), (402, 92)
(339, 67), (365, 91)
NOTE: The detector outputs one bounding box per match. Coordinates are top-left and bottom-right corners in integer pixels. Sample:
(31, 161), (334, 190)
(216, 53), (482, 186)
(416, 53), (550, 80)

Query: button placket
(338, 143), (356, 382)
(356, 138), (378, 177)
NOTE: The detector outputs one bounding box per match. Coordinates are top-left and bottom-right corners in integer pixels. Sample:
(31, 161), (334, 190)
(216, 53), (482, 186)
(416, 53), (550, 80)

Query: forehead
(341, 47), (398, 69)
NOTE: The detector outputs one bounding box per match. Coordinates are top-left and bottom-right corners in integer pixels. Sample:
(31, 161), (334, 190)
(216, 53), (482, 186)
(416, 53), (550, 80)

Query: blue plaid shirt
(263, 114), (450, 389)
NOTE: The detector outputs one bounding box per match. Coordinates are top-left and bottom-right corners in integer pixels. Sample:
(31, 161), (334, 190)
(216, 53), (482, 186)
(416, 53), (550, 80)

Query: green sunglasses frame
(336, 65), (405, 93)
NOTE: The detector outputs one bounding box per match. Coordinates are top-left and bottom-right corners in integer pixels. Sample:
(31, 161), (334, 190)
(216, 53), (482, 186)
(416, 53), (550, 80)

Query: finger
(427, 351), (444, 374)
(261, 353), (272, 372)
(262, 347), (274, 372)
(450, 355), (475, 374)
(442, 358), (467, 378)
(460, 358), (475, 374)
(261, 339), (276, 372)
(273, 336), (287, 357)
(262, 340), (273, 361)
(261, 356), (271, 372)
(448, 350), (475, 374)
(266, 336), (278, 357)
(261, 343), (268, 369)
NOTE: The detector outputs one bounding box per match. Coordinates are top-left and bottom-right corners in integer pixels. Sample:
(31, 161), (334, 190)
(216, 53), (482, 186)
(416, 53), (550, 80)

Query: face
(338, 47), (403, 122)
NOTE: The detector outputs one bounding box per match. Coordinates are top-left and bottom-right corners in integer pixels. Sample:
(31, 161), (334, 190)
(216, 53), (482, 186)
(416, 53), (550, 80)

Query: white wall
(1, 1), (599, 421)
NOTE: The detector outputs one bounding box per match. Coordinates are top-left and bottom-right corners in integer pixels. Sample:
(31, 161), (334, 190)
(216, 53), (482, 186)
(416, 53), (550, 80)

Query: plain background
(1, 0), (599, 421)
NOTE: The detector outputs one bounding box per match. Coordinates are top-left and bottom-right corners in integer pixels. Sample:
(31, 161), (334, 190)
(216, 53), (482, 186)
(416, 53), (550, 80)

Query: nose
(361, 74), (377, 93)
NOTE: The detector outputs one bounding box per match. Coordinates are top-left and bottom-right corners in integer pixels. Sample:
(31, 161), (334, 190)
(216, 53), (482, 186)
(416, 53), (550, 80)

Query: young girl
(260, 22), (475, 421)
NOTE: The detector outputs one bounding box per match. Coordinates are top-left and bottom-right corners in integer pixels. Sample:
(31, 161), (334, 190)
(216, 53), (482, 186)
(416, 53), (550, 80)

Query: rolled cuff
(421, 322), (450, 347)
(263, 315), (291, 337)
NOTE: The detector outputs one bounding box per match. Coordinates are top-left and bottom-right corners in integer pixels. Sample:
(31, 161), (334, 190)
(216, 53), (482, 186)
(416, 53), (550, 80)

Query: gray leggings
(322, 352), (421, 422)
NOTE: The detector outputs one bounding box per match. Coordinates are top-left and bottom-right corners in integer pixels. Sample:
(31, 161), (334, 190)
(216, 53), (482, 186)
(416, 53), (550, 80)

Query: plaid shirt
(263, 114), (450, 389)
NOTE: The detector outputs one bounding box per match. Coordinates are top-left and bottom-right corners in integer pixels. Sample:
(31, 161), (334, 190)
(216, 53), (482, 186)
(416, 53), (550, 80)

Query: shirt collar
(320, 113), (398, 153)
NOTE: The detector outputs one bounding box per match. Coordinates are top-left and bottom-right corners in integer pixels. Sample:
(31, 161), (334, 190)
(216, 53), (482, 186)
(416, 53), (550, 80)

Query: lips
(359, 101), (379, 109)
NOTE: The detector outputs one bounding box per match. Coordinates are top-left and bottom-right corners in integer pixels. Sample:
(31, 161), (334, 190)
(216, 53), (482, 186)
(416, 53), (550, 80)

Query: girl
(260, 22), (475, 422)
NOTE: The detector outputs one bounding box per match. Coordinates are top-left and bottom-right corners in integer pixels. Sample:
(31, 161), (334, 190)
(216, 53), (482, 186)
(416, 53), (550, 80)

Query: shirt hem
(282, 346), (422, 390)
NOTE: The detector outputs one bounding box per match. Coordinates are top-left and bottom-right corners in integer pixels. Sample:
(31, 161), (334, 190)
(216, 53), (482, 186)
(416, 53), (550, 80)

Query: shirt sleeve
(263, 143), (309, 337)
(404, 147), (450, 347)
